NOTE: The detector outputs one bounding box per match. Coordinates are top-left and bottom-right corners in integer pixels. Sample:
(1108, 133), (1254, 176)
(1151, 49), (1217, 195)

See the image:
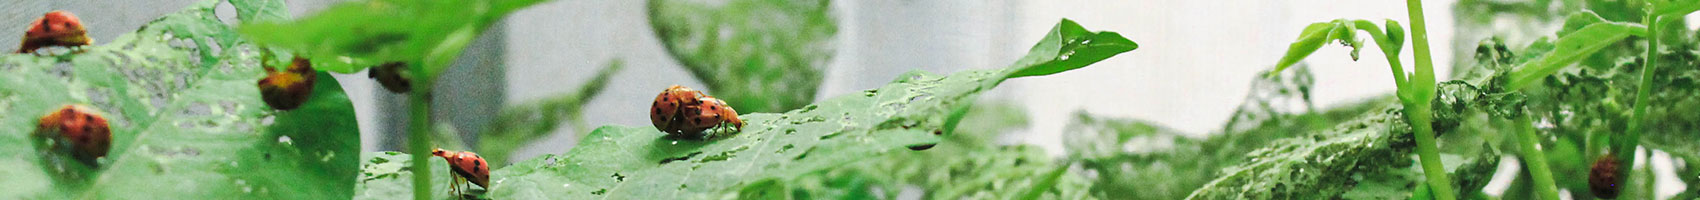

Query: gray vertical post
(377, 22), (508, 151)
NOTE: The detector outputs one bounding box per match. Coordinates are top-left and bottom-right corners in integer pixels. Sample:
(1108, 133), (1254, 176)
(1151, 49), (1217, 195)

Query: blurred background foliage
(648, 0), (837, 113)
(430, 59), (622, 166)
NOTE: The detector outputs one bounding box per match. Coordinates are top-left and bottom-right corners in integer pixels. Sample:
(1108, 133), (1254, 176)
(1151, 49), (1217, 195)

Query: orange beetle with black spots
(432, 148), (489, 196)
(680, 97), (741, 134)
(649, 85), (743, 139)
(35, 105), (111, 166)
(17, 10), (92, 54)
(650, 85), (703, 132)
(257, 57), (316, 110)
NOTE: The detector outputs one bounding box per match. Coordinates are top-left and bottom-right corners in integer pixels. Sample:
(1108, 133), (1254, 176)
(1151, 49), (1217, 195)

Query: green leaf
(0, 1), (359, 199)
(1062, 68), (1384, 199)
(1006, 19), (1139, 78)
(791, 102), (1094, 199)
(648, 0), (838, 113)
(1186, 108), (1418, 199)
(1384, 20), (1405, 55)
(239, 0), (550, 77)
(1652, 0), (1700, 17)
(1274, 23), (1343, 74)
(229, 0), (289, 22)
(1270, 19), (1403, 77)
(483, 19), (1133, 199)
(1018, 162), (1074, 200)
(1504, 21), (1644, 90)
(1557, 11), (1608, 37)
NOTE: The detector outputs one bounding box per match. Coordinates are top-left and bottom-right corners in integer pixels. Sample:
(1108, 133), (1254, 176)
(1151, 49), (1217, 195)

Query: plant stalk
(1622, 12), (1660, 165)
(1514, 115), (1562, 200)
(1407, 105), (1454, 200)
(1385, 54), (1408, 87)
(1403, 0), (1454, 199)
(1614, 12), (1662, 198)
(409, 77), (434, 200)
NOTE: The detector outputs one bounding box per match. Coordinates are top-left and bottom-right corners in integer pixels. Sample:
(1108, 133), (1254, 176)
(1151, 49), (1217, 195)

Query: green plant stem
(1607, 13), (1664, 199)
(1384, 54), (1408, 88)
(1413, 183), (1433, 200)
(409, 77), (434, 200)
(1407, 105), (1454, 200)
(1403, 0), (1453, 200)
(1513, 115), (1562, 200)
(1620, 13), (1659, 173)
(1348, 20), (1409, 86)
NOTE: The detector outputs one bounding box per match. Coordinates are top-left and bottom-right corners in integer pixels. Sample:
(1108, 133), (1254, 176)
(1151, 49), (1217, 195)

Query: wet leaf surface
(0, 0), (359, 199)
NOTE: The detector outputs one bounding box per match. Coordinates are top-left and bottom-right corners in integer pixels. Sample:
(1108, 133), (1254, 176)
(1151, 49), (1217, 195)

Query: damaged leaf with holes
(790, 102), (1097, 199)
(0, 0), (359, 199)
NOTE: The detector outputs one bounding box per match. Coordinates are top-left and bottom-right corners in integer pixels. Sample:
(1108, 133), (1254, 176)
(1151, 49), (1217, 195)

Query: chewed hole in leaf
(906, 143), (936, 151)
(183, 102), (212, 116)
(51, 62), (74, 79)
(792, 146), (817, 161)
(277, 135), (292, 145)
(217, 62), (235, 74)
(659, 151), (702, 165)
(214, 1), (238, 25)
(169, 37), (198, 50)
(1, 62), (19, 71)
(219, 101), (239, 112)
(818, 131), (843, 140)
(260, 115), (275, 126)
(231, 120), (253, 133)
(84, 88), (122, 115)
(697, 146), (748, 163)
(152, 146), (202, 158)
(150, 95), (167, 110)
(203, 37), (224, 57)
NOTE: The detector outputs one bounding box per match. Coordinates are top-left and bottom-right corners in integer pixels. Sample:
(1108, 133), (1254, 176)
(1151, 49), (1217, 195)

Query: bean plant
(6, 0), (1700, 199)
